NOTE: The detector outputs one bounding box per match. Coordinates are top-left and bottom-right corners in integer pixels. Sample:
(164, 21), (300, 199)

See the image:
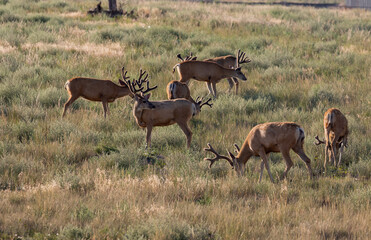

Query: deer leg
(232, 77), (239, 95)
(258, 150), (274, 183)
(227, 78), (234, 92)
(281, 150), (293, 180)
(102, 99), (109, 119)
(206, 82), (213, 96)
(337, 143), (343, 167)
(338, 137), (347, 167)
(324, 129), (330, 170)
(330, 140), (337, 167)
(146, 125), (153, 148)
(259, 160), (265, 182)
(177, 122), (192, 148)
(293, 147), (313, 179)
(211, 82), (217, 98)
(62, 95), (78, 117)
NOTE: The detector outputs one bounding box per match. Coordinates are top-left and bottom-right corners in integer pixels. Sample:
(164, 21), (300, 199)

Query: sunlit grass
(0, 0), (370, 239)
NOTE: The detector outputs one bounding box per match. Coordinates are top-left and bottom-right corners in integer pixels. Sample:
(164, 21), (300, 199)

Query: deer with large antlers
(204, 122), (313, 183)
(177, 50), (251, 95)
(172, 53), (247, 97)
(62, 72), (132, 118)
(166, 80), (212, 114)
(314, 108), (348, 169)
(122, 67), (211, 148)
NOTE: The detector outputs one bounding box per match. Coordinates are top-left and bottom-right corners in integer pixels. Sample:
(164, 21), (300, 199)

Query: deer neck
(117, 86), (130, 98)
(133, 106), (146, 127)
(236, 144), (253, 164)
(222, 68), (236, 78)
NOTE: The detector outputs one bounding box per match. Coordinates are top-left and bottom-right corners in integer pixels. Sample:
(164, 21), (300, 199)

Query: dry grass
(0, 0), (370, 239)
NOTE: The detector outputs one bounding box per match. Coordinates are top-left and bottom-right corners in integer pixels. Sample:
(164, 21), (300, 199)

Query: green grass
(0, 0), (370, 239)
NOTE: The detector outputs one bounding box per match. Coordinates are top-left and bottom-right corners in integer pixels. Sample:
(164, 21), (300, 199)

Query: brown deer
(122, 68), (211, 148)
(62, 73), (132, 118)
(204, 122), (313, 183)
(314, 108), (349, 169)
(172, 59), (247, 97)
(177, 50), (251, 94)
(166, 80), (212, 114)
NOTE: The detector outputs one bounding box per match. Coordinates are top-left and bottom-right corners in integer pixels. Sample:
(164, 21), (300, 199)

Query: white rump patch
(296, 127), (305, 141)
(170, 83), (176, 98)
(64, 81), (70, 90)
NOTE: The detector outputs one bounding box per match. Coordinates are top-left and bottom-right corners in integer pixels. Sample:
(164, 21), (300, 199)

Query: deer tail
(297, 127), (305, 144)
(326, 112), (334, 129)
(172, 64), (180, 74)
(168, 82), (176, 99)
(64, 81), (70, 90)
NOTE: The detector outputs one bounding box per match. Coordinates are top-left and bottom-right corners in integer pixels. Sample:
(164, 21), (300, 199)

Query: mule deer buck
(172, 58), (247, 98)
(177, 50), (251, 94)
(122, 67), (211, 148)
(314, 108), (348, 169)
(166, 80), (212, 114)
(62, 73), (132, 118)
(204, 122), (313, 183)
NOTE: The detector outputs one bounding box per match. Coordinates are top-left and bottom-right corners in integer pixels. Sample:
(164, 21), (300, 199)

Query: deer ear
(144, 93), (151, 100)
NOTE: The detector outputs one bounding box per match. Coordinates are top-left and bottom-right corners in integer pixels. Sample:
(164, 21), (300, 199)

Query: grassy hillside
(0, 0), (370, 239)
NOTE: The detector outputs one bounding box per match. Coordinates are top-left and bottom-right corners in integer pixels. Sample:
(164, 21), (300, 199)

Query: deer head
(204, 143), (246, 175)
(234, 67), (247, 81)
(121, 67), (157, 110)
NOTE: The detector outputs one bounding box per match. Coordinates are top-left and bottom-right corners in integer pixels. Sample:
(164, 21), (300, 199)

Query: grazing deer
(62, 73), (132, 118)
(177, 50), (251, 94)
(172, 59), (247, 97)
(122, 68), (211, 148)
(314, 108), (349, 169)
(166, 80), (212, 114)
(204, 122), (313, 183)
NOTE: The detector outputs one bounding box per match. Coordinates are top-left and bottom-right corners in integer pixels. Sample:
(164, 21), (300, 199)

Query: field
(0, 0), (371, 239)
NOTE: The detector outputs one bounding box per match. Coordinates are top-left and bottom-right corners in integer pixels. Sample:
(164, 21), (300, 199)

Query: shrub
(349, 160), (371, 180)
(37, 87), (64, 108)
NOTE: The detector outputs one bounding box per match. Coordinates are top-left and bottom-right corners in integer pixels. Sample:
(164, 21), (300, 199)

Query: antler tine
(121, 66), (137, 94)
(195, 96), (201, 104)
(204, 143), (232, 168)
(177, 53), (184, 61)
(185, 52), (192, 61)
(237, 49), (251, 65)
(138, 69), (148, 82)
(234, 143), (240, 153)
(121, 66), (130, 81)
(314, 136), (326, 145)
(141, 79), (158, 94)
(199, 98), (213, 109)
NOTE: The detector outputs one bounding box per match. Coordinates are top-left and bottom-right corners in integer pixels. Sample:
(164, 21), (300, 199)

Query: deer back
(245, 122), (304, 155)
(324, 108), (348, 139)
(139, 99), (195, 127)
(204, 55), (237, 69)
(66, 77), (130, 101)
(178, 61), (239, 83)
